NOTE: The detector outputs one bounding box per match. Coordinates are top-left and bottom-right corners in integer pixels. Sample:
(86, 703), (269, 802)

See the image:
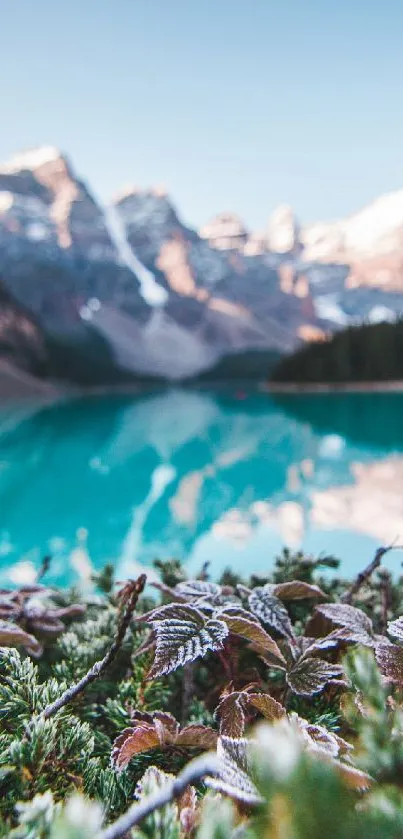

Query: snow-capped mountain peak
(0, 145), (64, 174)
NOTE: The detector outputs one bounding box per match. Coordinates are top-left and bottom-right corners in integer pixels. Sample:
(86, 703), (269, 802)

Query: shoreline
(266, 380), (403, 394)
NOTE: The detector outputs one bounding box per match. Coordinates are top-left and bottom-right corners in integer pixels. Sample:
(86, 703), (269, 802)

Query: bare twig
(341, 543), (403, 605)
(36, 555), (52, 583)
(99, 753), (220, 839)
(379, 569), (392, 634)
(39, 574), (146, 721)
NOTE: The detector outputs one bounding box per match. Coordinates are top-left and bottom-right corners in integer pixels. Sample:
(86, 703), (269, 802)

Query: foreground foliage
(1, 549), (403, 836)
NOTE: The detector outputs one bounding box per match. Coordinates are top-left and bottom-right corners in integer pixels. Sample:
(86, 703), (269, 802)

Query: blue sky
(0, 0), (402, 228)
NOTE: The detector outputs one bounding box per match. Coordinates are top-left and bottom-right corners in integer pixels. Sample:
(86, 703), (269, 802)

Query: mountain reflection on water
(0, 389), (403, 587)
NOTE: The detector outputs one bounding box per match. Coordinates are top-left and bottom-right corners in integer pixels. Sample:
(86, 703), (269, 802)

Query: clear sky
(0, 0), (402, 229)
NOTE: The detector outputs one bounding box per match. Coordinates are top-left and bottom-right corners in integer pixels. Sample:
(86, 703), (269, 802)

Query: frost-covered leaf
(133, 766), (181, 836)
(294, 716), (351, 758)
(387, 616), (403, 643)
(332, 759), (372, 790)
(286, 656), (346, 697)
(217, 606), (286, 664)
(271, 581), (326, 601)
(314, 603), (373, 644)
(175, 580), (223, 603)
(216, 693), (246, 738)
(247, 586), (294, 639)
(112, 724), (160, 771)
(301, 628), (365, 658)
(176, 724), (218, 749)
(0, 620), (42, 656)
(375, 643), (403, 685)
(179, 784), (198, 833)
(145, 603), (229, 678)
(112, 712), (217, 771)
(247, 692), (285, 721)
(206, 737), (262, 805)
(216, 689), (285, 738)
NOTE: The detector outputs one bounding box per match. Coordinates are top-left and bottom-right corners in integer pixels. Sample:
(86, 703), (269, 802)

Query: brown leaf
(176, 725), (218, 749)
(217, 607), (286, 664)
(0, 620), (42, 656)
(216, 692), (246, 738)
(111, 724), (160, 770)
(375, 643), (403, 685)
(247, 692), (285, 721)
(179, 785), (198, 833)
(314, 603), (373, 643)
(332, 759), (372, 790)
(295, 716), (351, 758)
(153, 712), (180, 745)
(286, 657), (346, 697)
(272, 581), (326, 601)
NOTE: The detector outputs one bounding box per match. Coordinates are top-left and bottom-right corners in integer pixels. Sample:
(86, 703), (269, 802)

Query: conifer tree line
(271, 319), (403, 384)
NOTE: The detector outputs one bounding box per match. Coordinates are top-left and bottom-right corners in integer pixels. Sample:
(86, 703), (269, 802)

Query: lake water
(0, 388), (403, 587)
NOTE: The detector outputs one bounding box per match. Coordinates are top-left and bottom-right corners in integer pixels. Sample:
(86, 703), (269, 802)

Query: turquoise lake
(0, 389), (403, 587)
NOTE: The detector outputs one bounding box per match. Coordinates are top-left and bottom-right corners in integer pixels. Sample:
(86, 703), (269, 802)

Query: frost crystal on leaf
(206, 736), (262, 805)
(286, 656), (346, 697)
(387, 616), (403, 643)
(247, 586), (294, 639)
(145, 603), (229, 677)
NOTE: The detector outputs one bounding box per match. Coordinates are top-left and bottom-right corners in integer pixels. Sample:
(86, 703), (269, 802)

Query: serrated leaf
(152, 712), (180, 745)
(175, 580), (223, 603)
(247, 692), (285, 721)
(112, 713), (217, 771)
(314, 603), (373, 642)
(375, 643), (403, 685)
(0, 620), (42, 656)
(332, 759), (372, 790)
(271, 581), (326, 601)
(217, 606), (286, 664)
(216, 693), (246, 738)
(286, 656), (346, 697)
(248, 586), (294, 639)
(294, 716), (351, 758)
(206, 736), (262, 805)
(112, 724), (160, 771)
(387, 616), (403, 643)
(179, 784), (198, 833)
(176, 725), (218, 749)
(145, 603), (229, 678)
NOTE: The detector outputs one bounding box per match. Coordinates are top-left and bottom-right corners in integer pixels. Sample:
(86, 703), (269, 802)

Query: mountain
(0, 144), (402, 390)
(302, 190), (403, 290)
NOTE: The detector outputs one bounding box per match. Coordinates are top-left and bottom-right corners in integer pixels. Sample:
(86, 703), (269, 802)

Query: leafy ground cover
(1, 548), (403, 837)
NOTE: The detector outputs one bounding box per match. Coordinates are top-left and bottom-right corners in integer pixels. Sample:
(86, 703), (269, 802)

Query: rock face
(266, 204), (301, 255)
(0, 144), (402, 387)
(199, 213), (249, 251)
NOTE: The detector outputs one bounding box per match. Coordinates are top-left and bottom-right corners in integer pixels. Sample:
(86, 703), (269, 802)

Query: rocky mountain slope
(0, 145), (402, 388)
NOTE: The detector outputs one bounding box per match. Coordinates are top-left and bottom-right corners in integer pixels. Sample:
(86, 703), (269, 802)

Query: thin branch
(36, 554), (52, 583)
(341, 543), (403, 605)
(99, 753), (220, 839)
(379, 570), (392, 634)
(39, 574), (146, 721)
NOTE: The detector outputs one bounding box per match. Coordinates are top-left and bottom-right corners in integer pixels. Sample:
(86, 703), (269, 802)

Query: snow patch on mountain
(0, 146), (62, 174)
(303, 189), (403, 260)
(102, 205), (168, 306)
